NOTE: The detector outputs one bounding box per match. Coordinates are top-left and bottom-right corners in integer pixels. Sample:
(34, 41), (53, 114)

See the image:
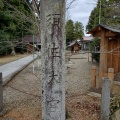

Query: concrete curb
(1, 55), (37, 85)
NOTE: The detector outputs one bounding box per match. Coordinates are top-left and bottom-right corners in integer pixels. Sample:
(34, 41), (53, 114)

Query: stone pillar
(40, 0), (65, 120)
(101, 77), (110, 120)
(0, 73), (3, 113)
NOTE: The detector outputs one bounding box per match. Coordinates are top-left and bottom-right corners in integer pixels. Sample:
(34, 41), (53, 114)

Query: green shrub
(90, 37), (100, 63)
(15, 44), (27, 54)
(0, 41), (12, 55)
(110, 97), (120, 119)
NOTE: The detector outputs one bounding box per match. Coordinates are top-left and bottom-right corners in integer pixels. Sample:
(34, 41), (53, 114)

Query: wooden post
(108, 68), (114, 94)
(88, 42), (90, 62)
(99, 70), (103, 89)
(90, 66), (96, 90)
(0, 73), (3, 113)
(99, 29), (108, 88)
(118, 37), (120, 72)
(40, 0), (65, 119)
(101, 77), (110, 120)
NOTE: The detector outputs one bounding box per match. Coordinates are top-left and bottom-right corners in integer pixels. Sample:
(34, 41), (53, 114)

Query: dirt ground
(65, 52), (100, 120)
(0, 52), (120, 120)
(0, 53), (30, 65)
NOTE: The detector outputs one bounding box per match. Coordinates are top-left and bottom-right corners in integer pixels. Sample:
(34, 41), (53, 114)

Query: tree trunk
(40, 0), (66, 120)
(11, 47), (16, 56)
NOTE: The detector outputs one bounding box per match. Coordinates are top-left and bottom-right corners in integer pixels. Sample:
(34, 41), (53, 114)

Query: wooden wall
(73, 43), (80, 52)
(107, 36), (120, 74)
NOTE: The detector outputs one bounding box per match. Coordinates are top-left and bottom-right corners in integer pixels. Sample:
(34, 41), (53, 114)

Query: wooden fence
(90, 66), (114, 93)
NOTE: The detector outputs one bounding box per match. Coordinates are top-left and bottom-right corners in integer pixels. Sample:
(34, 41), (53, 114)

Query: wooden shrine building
(67, 40), (81, 53)
(88, 24), (120, 87)
(23, 35), (41, 52)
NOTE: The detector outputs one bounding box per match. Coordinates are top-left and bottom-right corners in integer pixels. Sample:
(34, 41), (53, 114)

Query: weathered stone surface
(40, 0), (65, 120)
(101, 77), (110, 120)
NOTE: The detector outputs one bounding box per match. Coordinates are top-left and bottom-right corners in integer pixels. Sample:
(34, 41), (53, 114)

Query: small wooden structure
(67, 40), (81, 53)
(81, 36), (93, 50)
(23, 35), (41, 52)
(88, 24), (120, 88)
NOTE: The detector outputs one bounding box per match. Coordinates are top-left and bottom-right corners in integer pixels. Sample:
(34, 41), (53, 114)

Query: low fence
(90, 66), (120, 120)
(90, 66), (114, 94)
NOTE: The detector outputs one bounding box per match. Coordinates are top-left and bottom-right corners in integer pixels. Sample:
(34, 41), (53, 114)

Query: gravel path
(66, 52), (99, 96)
(0, 52), (100, 120)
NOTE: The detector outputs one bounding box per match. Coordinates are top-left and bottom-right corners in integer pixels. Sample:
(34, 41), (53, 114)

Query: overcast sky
(67, 0), (97, 36)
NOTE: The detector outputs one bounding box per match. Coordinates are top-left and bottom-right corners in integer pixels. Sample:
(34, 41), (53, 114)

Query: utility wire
(6, 84), (41, 98)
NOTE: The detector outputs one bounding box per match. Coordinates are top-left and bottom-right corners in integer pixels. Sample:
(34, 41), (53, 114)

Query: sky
(67, 0), (97, 36)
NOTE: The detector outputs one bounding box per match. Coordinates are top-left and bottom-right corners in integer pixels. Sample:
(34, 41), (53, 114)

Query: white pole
(38, 53), (40, 67)
(32, 35), (35, 73)
(37, 38), (40, 67)
(22, 31), (23, 53)
(99, 0), (101, 24)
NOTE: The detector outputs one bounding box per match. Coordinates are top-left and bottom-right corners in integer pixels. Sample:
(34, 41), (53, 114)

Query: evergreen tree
(86, 0), (120, 32)
(65, 20), (84, 44)
(65, 19), (75, 43)
(103, 0), (120, 27)
(74, 21), (84, 39)
(86, 7), (99, 32)
(0, 0), (37, 55)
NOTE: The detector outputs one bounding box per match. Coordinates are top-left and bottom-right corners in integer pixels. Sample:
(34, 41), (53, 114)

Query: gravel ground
(66, 52), (99, 96)
(0, 52), (101, 120)
(66, 52), (100, 120)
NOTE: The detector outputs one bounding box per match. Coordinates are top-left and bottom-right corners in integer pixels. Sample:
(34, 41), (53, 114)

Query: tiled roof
(100, 24), (120, 33)
(23, 35), (41, 43)
(87, 24), (120, 34)
(67, 40), (81, 47)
